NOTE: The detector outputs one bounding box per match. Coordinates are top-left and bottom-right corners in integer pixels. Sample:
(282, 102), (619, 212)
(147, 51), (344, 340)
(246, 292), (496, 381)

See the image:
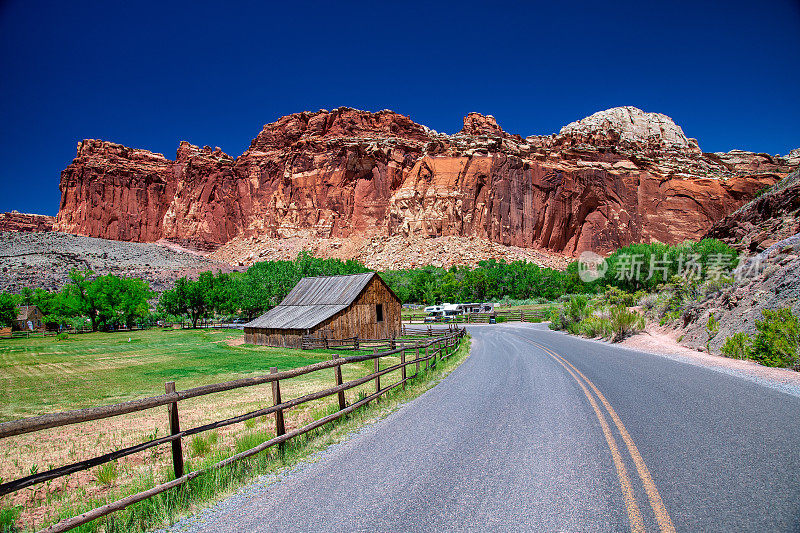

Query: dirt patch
(225, 337), (245, 347)
(622, 324), (800, 390)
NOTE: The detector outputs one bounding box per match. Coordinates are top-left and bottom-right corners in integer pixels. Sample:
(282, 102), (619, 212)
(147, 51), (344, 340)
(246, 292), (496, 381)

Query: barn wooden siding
(244, 275), (401, 348)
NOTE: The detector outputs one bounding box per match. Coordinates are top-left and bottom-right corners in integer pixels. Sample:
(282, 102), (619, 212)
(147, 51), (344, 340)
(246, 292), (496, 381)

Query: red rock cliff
(54, 107), (798, 256)
(0, 212), (55, 233)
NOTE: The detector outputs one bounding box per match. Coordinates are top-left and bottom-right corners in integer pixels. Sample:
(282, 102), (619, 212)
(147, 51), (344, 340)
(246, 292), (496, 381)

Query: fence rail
(0, 328), (467, 533)
(300, 324), (461, 350)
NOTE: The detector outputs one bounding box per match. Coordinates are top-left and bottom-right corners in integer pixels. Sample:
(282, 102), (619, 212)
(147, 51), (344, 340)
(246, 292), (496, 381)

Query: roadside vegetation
(546, 239), (800, 370)
(548, 289), (646, 342)
(720, 309), (800, 369)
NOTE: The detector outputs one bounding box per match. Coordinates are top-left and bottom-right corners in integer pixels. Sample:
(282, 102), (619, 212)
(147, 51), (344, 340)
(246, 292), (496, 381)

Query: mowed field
(0, 328), (330, 421)
(0, 328), (402, 530)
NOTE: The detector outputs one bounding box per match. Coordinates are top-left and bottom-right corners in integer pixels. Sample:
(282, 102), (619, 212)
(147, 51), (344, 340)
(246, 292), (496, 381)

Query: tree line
(0, 240), (739, 330)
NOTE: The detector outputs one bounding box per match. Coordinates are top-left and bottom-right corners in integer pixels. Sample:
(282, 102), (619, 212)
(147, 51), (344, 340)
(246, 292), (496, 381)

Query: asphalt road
(167, 324), (800, 532)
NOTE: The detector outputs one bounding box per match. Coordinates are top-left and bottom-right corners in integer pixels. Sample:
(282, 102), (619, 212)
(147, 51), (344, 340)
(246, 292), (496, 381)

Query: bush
(578, 316), (613, 338)
(721, 332), (751, 359)
(609, 305), (645, 342)
(750, 308), (800, 368)
(602, 286), (645, 307)
(639, 293), (658, 312)
(549, 295), (590, 331)
(55, 332), (69, 341)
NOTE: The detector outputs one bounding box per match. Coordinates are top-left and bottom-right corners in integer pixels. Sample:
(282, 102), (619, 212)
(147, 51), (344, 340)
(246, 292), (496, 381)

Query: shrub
(55, 332), (69, 341)
(549, 295), (590, 331)
(609, 305), (645, 342)
(578, 316), (613, 338)
(639, 293), (658, 312)
(95, 461), (118, 487)
(721, 332), (751, 360)
(754, 185), (771, 198)
(750, 308), (800, 368)
(602, 286), (645, 307)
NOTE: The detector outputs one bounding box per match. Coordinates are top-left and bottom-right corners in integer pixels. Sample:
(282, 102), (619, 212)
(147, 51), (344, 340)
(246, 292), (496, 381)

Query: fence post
(270, 367), (285, 452)
(391, 335), (396, 350)
(374, 348), (381, 401)
(333, 355), (346, 410)
(354, 335), (359, 351)
(400, 349), (407, 389)
(165, 381), (184, 479)
(415, 346), (421, 375)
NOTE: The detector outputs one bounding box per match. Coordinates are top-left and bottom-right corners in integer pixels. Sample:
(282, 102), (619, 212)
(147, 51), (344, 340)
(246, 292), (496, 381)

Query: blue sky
(1, 0), (798, 216)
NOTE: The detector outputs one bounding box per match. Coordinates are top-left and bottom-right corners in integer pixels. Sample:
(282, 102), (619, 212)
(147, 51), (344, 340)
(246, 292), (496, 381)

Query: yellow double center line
(513, 334), (675, 533)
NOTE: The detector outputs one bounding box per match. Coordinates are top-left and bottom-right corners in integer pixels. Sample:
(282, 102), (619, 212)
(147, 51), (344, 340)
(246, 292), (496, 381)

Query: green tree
(19, 287), (34, 306)
(159, 274), (215, 328)
(60, 271), (154, 331)
(0, 292), (18, 327)
(63, 270), (101, 331)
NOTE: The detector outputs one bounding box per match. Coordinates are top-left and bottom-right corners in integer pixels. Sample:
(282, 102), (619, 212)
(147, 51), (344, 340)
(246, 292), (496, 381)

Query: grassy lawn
(0, 328), (332, 422)
(0, 328), (468, 532)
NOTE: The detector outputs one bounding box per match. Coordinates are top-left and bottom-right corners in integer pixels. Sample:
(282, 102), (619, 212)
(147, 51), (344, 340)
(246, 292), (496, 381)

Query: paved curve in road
(165, 324), (800, 532)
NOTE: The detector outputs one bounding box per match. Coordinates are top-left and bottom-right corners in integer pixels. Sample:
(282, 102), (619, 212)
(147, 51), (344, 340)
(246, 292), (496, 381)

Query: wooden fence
(300, 324), (460, 350)
(0, 328), (467, 533)
(1, 328), (94, 339)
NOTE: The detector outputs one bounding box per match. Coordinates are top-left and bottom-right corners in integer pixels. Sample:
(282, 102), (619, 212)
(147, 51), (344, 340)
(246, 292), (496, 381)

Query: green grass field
(0, 328), (334, 422)
(0, 327), (471, 532)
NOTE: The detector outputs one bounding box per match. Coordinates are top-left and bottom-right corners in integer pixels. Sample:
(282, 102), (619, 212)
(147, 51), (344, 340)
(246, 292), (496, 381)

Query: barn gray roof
(244, 272), (378, 330)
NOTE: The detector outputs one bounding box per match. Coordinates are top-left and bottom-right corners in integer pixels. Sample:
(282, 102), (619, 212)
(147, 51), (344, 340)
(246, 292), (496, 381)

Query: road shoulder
(508, 323), (800, 399)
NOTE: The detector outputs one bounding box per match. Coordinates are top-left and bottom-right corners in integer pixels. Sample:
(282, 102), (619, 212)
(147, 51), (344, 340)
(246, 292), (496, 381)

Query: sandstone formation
(0, 212), (55, 233)
(706, 168), (800, 252)
(54, 107), (798, 264)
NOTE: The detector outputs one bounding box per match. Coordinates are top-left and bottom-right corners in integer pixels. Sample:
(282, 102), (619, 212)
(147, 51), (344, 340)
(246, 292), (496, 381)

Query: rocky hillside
(0, 232), (236, 293)
(678, 233), (800, 354)
(54, 107), (797, 266)
(657, 168), (800, 356)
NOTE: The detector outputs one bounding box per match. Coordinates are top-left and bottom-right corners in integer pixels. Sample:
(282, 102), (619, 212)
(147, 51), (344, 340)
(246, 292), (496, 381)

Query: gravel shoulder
(619, 323), (800, 399)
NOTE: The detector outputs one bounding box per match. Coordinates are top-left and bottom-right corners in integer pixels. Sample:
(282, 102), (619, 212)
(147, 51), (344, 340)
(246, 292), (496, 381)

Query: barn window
(376, 304), (384, 322)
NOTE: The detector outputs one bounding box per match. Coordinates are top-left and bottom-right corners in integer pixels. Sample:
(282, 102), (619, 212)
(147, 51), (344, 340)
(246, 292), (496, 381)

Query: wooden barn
(244, 272), (401, 348)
